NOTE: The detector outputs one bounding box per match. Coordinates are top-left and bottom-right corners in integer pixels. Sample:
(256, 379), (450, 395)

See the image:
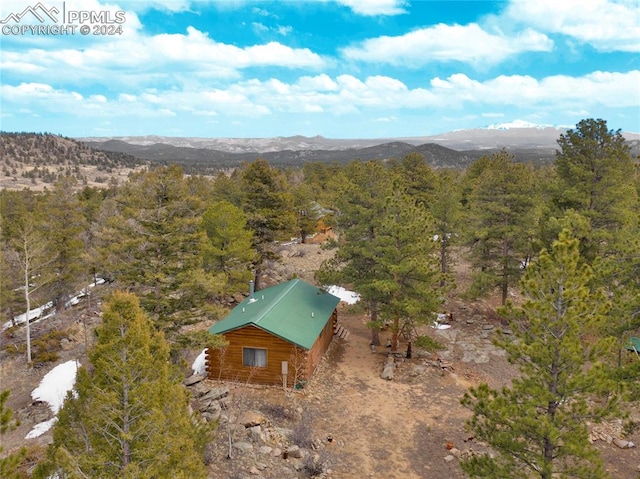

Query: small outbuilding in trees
(206, 279), (340, 387)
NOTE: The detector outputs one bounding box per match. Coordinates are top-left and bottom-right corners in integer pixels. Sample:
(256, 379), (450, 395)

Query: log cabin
(206, 279), (340, 387)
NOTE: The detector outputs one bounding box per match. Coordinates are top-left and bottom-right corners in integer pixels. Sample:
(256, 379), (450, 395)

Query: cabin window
(243, 347), (267, 367)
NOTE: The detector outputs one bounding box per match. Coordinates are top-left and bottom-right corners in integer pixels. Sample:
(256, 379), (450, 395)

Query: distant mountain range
(78, 125), (640, 172)
(81, 124), (575, 153)
(3, 126), (638, 190)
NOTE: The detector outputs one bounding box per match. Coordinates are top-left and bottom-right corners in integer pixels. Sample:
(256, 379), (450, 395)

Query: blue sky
(1, 0), (638, 138)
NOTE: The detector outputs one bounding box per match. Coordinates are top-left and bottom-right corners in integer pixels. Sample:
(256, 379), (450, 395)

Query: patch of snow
(25, 418), (57, 439)
(433, 323), (452, 330)
(192, 349), (207, 375)
(2, 278), (106, 331)
(26, 360), (79, 439)
(327, 285), (360, 305)
(486, 119), (549, 130)
(2, 301), (54, 331)
(432, 313), (452, 330)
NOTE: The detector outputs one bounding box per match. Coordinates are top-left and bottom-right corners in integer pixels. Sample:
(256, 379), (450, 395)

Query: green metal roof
(626, 336), (640, 352)
(209, 279), (340, 349)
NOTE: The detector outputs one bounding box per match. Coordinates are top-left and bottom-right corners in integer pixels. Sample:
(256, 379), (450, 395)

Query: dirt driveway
(300, 308), (506, 479)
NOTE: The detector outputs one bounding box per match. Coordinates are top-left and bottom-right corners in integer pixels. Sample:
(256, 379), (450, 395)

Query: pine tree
(554, 118), (636, 258)
(240, 159), (296, 289)
(316, 160), (396, 346)
(97, 166), (215, 335)
(291, 182), (320, 244)
(1, 390), (27, 479)
(318, 165), (443, 348)
(461, 231), (618, 479)
(35, 291), (208, 479)
(389, 152), (438, 208)
(42, 176), (87, 309)
(429, 168), (463, 287)
(201, 200), (257, 292)
(465, 151), (538, 304)
(373, 191), (442, 350)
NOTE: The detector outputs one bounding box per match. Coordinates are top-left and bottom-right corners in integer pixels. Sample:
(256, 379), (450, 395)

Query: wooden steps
(334, 323), (350, 340)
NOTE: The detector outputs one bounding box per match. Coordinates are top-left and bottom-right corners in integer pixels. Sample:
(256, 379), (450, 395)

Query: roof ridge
(253, 279), (300, 324)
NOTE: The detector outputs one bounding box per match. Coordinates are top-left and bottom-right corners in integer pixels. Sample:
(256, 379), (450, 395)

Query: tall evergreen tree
(42, 177), (87, 309)
(429, 168), (463, 287)
(240, 159), (296, 289)
(373, 191), (442, 350)
(201, 200), (257, 292)
(461, 231), (618, 479)
(554, 118), (636, 258)
(316, 160), (396, 346)
(291, 182), (320, 243)
(465, 151), (538, 304)
(35, 291), (208, 479)
(389, 152), (438, 208)
(98, 166), (216, 335)
(318, 163), (443, 348)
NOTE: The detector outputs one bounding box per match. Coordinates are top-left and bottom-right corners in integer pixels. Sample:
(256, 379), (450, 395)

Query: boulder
(613, 437), (635, 449)
(183, 373), (206, 386)
(200, 386), (229, 402)
(258, 446), (273, 455)
(238, 410), (265, 428)
(249, 425), (265, 443)
(285, 445), (302, 458)
(233, 441), (254, 452)
(381, 362), (394, 380)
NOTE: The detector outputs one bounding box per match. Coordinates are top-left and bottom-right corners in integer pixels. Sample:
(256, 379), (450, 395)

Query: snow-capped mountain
(484, 120), (563, 130)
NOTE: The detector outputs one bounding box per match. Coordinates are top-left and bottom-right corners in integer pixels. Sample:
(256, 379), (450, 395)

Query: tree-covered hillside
(0, 132), (147, 190)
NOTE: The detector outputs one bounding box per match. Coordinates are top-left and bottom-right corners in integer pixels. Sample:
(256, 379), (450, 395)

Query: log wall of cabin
(206, 309), (338, 387)
(305, 310), (337, 377)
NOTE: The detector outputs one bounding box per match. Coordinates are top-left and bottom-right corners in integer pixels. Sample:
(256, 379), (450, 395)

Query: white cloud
(505, 0), (640, 52)
(297, 74), (339, 92)
(429, 70), (640, 109)
(252, 22), (269, 34)
(373, 116), (399, 122)
(335, 0), (408, 16)
(4, 70), (638, 125)
(277, 25), (293, 36)
(1, 26), (325, 87)
(342, 23), (553, 67)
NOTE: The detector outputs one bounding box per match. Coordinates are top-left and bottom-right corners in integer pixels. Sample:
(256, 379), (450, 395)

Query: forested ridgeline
(2, 131), (572, 190)
(1, 118), (639, 479)
(0, 132), (148, 189)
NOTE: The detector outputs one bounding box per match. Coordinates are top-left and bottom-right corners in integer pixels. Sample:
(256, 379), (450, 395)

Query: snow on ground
(432, 313), (452, 330)
(2, 302), (54, 331)
(192, 349), (207, 375)
(2, 278), (105, 331)
(327, 285), (360, 305)
(26, 360), (79, 439)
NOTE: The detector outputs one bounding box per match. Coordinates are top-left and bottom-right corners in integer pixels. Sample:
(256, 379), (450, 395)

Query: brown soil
(1, 242), (638, 478)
